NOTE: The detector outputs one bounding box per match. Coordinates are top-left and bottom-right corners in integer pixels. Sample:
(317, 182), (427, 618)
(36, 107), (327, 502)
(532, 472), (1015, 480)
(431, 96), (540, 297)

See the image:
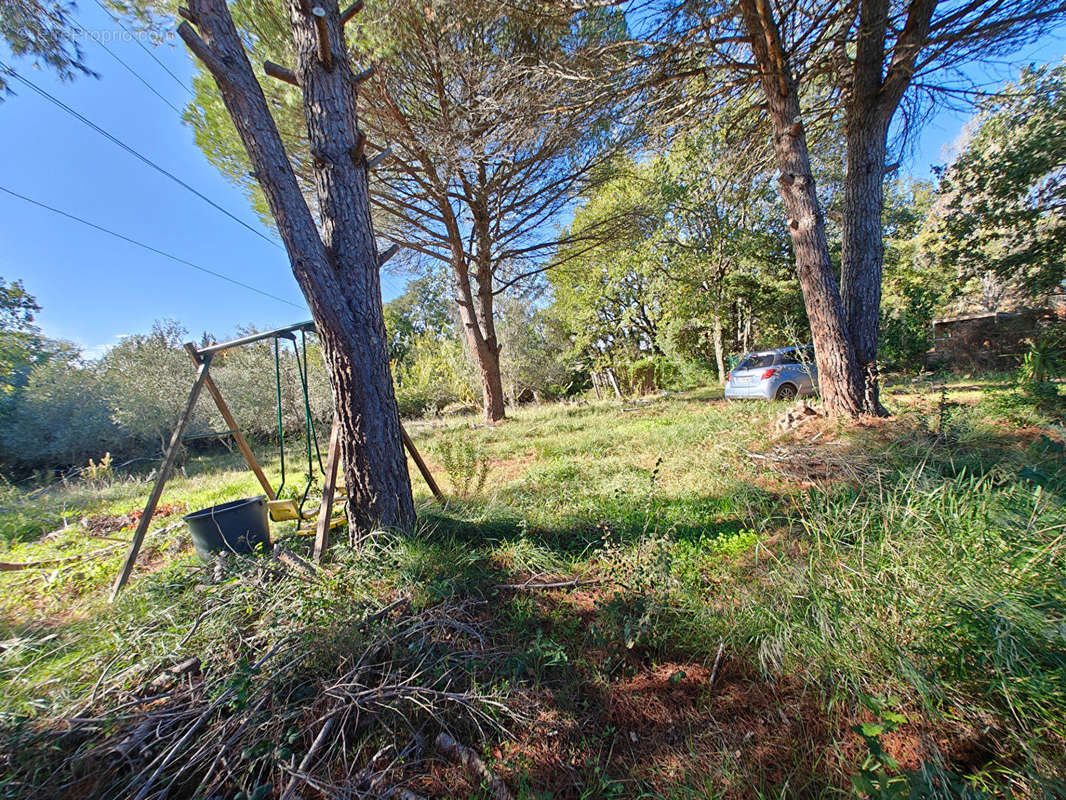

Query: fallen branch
(127, 639), (292, 800)
(495, 578), (601, 590)
(436, 732), (513, 800)
(148, 657), (201, 691)
(709, 641), (725, 688)
(364, 594), (411, 624)
(280, 711), (339, 800)
(272, 543), (319, 580)
(1, 545), (123, 572)
(1, 521), (183, 572)
(179, 609), (211, 647)
(400, 616), (487, 647)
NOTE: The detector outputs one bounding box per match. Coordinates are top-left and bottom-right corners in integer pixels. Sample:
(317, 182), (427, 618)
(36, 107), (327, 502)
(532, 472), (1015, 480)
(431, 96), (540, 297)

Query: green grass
(1, 378), (1065, 798)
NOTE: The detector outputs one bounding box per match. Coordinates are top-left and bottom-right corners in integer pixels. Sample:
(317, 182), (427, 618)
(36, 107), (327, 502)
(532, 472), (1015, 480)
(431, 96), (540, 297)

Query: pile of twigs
(4, 591), (517, 800)
(745, 440), (884, 485)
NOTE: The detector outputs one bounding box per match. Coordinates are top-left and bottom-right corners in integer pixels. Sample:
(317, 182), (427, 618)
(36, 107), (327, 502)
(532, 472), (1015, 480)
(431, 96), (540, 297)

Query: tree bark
(452, 255), (506, 424)
(841, 118), (890, 416)
(737, 0), (865, 418)
(475, 336), (506, 422)
(450, 190), (506, 424)
(837, 0), (936, 417)
(474, 259), (506, 424)
(713, 314), (726, 384)
(178, 0), (414, 531)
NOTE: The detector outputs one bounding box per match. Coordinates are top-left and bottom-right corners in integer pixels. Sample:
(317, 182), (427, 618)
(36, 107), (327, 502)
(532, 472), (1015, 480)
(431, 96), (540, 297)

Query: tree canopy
(932, 60), (1066, 301)
(0, 0), (96, 92)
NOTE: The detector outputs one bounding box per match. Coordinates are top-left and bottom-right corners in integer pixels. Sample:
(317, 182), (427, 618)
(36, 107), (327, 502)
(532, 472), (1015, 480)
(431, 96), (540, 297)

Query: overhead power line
(92, 0), (195, 98)
(0, 183), (304, 310)
(1, 65), (282, 252)
(76, 19), (185, 115)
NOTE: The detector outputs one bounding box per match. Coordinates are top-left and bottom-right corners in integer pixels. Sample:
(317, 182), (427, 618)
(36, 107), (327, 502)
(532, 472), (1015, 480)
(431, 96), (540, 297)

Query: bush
(434, 435), (489, 499)
(394, 335), (477, 418)
(0, 356), (121, 471)
(103, 321), (214, 451)
(618, 356), (693, 394)
(628, 358), (658, 394)
(879, 307), (933, 371)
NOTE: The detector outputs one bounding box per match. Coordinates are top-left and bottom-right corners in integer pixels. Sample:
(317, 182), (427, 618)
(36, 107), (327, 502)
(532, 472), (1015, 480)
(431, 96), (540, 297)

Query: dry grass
(2, 376), (1065, 798)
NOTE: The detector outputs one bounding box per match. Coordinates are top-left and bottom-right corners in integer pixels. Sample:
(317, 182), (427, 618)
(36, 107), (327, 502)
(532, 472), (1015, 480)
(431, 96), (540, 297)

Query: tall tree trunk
(475, 261), (506, 423)
(452, 196), (506, 424)
(713, 314), (726, 384)
(837, 0), (935, 417)
(475, 337), (506, 422)
(737, 0), (865, 417)
(178, 0), (415, 530)
(452, 256), (506, 424)
(841, 119), (890, 416)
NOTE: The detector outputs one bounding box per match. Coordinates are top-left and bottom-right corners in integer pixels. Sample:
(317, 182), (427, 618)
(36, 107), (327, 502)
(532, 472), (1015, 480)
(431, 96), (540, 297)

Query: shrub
(628, 358), (658, 394)
(0, 356), (121, 471)
(434, 436), (489, 499)
(394, 335), (477, 418)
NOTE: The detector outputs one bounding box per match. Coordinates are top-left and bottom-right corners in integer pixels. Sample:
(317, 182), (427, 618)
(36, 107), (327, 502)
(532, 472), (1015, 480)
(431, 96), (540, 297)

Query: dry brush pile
(0, 541), (523, 800)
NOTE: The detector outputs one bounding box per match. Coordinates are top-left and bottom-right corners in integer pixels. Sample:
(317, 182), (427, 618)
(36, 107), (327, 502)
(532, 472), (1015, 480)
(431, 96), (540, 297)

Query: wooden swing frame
(109, 320), (443, 601)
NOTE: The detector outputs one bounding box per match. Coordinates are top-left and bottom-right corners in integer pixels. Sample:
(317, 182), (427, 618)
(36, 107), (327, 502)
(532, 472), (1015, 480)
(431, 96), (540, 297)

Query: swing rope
(296, 329), (326, 474)
(272, 331), (330, 520)
(293, 330), (323, 516)
(274, 336), (287, 496)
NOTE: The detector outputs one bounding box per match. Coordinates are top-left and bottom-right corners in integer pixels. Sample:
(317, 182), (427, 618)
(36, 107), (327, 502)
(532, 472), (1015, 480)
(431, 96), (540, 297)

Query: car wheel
(775, 383), (797, 401)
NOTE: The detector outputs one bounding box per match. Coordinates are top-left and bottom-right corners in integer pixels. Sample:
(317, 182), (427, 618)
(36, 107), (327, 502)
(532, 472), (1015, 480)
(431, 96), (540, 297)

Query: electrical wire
(2, 60), (409, 300)
(76, 19), (185, 115)
(0, 183), (304, 310)
(0, 65), (283, 252)
(92, 0), (194, 97)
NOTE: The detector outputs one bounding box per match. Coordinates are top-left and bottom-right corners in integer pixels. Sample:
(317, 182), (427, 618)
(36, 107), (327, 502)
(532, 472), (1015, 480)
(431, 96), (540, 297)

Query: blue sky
(0, 3), (1063, 358)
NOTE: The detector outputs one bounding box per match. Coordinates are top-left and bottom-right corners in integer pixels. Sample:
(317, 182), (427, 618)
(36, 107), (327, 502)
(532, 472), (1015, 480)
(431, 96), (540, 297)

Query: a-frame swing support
(110, 321), (444, 601)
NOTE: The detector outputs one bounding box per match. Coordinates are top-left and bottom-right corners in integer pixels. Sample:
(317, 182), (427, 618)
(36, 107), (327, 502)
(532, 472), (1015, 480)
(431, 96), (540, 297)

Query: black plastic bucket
(184, 496), (271, 561)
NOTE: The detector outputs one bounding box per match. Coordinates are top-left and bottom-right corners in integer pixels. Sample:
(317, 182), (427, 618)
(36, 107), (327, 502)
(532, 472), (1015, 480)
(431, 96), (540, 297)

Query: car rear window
(777, 348), (814, 365)
(736, 354), (777, 370)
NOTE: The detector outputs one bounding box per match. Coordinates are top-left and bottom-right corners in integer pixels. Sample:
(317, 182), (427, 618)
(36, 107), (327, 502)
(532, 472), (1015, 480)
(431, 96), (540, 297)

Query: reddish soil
(452, 582), (1009, 800)
(493, 451), (537, 482)
(81, 502), (186, 536)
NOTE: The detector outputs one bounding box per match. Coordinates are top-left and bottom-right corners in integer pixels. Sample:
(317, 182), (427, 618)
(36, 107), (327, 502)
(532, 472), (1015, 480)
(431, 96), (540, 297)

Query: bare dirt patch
(80, 502), (186, 537)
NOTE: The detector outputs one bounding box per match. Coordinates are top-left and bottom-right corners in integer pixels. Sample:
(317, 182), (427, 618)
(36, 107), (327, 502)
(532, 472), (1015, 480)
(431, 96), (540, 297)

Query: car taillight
(761, 368), (777, 380)
(726, 372), (733, 382)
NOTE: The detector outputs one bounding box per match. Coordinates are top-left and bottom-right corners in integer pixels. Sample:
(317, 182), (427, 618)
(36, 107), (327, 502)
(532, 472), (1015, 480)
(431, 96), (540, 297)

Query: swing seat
(268, 499), (301, 522)
(296, 511), (347, 537)
(268, 492), (347, 523)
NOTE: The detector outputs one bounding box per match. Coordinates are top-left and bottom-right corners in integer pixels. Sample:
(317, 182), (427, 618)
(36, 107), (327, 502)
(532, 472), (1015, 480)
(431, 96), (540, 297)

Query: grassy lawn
(1, 376), (1064, 799)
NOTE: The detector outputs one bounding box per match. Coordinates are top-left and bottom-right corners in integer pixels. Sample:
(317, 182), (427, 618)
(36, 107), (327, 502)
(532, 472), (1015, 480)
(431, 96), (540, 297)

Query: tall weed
(435, 436), (490, 500)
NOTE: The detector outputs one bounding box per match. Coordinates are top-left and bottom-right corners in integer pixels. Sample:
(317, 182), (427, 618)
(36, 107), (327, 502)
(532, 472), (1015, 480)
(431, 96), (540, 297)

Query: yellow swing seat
(268, 499), (300, 522)
(268, 489), (347, 523)
(296, 511), (347, 537)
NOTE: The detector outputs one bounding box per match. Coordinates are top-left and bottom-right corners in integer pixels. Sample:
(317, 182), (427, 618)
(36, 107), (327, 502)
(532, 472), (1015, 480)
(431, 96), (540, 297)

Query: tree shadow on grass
(416, 489), (768, 562)
(448, 574), (847, 799)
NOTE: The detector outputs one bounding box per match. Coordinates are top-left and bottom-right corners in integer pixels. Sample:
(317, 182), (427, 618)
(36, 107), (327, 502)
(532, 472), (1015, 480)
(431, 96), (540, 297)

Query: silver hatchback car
(724, 346), (819, 401)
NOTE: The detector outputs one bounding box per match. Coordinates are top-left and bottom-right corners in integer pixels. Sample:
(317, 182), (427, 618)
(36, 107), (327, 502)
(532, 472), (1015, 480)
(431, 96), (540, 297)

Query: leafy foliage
(0, 353), (120, 469)
(932, 62), (1066, 301)
(434, 435), (489, 500)
(0, 0), (96, 93)
(551, 111), (801, 383)
(850, 695), (910, 799)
